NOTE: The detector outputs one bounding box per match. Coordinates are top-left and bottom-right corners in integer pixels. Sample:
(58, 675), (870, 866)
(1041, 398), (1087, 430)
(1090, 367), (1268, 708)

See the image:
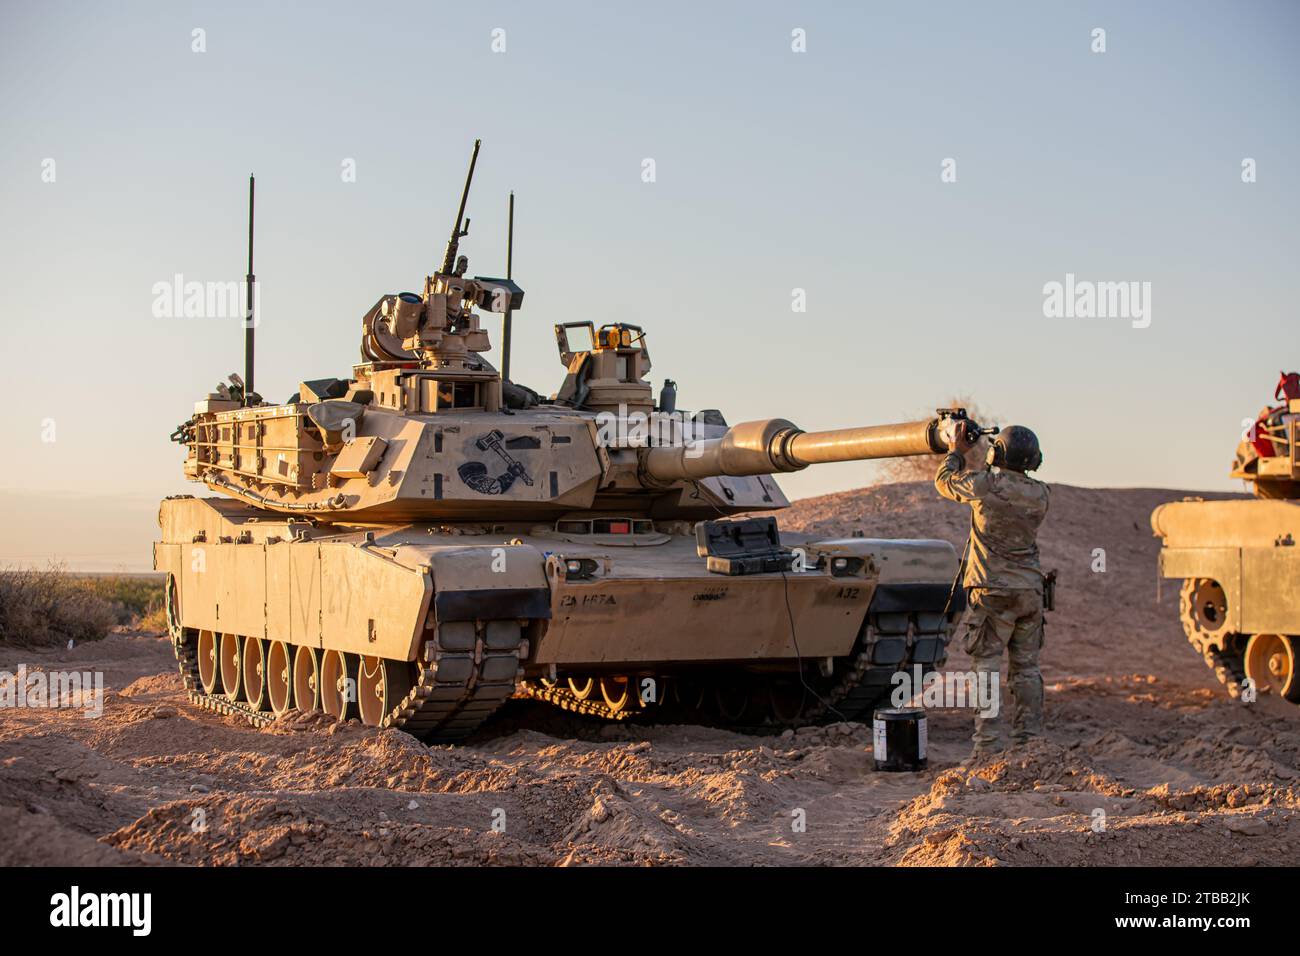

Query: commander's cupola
(350, 139), (523, 416)
(354, 269), (522, 415)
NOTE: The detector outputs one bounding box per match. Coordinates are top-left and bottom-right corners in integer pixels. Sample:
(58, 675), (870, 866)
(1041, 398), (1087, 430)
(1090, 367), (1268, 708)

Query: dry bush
(0, 565), (159, 646)
(67, 573), (165, 621)
(874, 395), (1000, 484)
(137, 601), (169, 635)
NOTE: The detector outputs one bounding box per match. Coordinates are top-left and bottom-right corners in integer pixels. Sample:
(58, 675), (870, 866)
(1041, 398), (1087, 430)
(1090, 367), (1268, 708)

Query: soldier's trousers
(960, 587), (1044, 750)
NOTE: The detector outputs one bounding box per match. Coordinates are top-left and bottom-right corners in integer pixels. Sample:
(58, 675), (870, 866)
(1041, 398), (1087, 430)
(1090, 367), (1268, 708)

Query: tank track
(516, 609), (950, 729)
(803, 608), (950, 724)
(380, 622), (524, 742)
(1205, 647), (1248, 697)
(189, 688), (279, 726)
(517, 680), (634, 720)
(167, 610), (523, 743)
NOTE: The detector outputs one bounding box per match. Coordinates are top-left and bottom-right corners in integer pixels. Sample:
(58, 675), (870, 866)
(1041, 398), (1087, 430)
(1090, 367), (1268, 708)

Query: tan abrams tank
(157, 146), (986, 742)
(1152, 372), (1300, 706)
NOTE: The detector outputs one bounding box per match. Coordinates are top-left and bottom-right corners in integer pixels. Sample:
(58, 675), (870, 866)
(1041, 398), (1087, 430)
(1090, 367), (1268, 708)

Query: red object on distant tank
(1251, 371), (1299, 457)
(1253, 418), (1276, 457)
(1276, 370), (1300, 402)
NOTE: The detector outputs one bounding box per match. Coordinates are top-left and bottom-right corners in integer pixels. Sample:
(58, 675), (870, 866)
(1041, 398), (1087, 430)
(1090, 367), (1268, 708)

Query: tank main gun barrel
(639, 413), (982, 483)
(784, 420), (942, 464)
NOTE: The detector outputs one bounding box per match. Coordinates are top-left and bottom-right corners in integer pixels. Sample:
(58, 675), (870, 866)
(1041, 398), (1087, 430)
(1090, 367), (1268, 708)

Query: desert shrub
(64, 574), (165, 619)
(136, 600), (169, 635)
(0, 567), (165, 646)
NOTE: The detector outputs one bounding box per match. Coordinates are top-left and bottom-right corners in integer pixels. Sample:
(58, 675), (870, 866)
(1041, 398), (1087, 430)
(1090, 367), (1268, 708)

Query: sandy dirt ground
(1, 482), (1297, 866)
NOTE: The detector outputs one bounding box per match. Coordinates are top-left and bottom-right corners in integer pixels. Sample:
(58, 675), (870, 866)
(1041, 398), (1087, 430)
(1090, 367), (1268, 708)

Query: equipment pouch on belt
(1042, 569), (1058, 612)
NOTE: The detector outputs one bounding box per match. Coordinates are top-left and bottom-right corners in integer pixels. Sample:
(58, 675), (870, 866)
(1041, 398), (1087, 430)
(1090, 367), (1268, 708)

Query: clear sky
(1, 1), (1297, 570)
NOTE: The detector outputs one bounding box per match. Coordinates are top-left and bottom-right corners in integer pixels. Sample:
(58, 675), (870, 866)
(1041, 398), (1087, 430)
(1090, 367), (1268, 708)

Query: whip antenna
(244, 174), (256, 405)
(502, 190), (514, 381)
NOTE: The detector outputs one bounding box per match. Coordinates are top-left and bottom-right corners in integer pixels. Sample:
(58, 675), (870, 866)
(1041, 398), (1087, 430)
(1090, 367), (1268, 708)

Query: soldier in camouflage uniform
(935, 424), (1049, 757)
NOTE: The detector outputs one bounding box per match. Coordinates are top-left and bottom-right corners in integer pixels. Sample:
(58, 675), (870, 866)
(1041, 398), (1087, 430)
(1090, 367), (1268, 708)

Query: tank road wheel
(293, 645), (320, 713)
(266, 641), (294, 716)
(243, 637), (270, 711)
(713, 683), (750, 724)
(767, 680), (809, 724)
(357, 655), (415, 727)
(320, 650), (357, 721)
(567, 677), (595, 701)
(197, 629), (221, 695)
(656, 679), (707, 722)
(219, 632), (244, 701)
(1244, 634), (1300, 703)
(357, 656), (384, 726)
(674, 679), (707, 712)
(599, 677), (631, 713)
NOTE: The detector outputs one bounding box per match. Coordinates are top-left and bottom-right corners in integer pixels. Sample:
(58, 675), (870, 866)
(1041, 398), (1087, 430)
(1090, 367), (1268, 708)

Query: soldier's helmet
(987, 425), (1042, 472)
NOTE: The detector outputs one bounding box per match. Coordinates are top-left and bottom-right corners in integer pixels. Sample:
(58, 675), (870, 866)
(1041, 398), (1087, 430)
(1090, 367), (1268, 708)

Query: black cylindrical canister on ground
(872, 707), (928, 771)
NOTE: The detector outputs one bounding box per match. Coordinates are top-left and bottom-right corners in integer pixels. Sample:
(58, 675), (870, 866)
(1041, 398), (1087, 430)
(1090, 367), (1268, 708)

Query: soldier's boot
(969, 654), (1005, 756)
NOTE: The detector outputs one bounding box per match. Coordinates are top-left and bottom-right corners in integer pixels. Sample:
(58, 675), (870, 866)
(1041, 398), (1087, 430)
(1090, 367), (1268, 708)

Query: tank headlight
(562, 557), (599, 580)
(829, 556), (867, 577)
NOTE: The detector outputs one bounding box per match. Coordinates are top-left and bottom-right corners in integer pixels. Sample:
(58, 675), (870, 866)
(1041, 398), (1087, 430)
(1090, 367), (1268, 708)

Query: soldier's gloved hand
(946, 421), (974, 454)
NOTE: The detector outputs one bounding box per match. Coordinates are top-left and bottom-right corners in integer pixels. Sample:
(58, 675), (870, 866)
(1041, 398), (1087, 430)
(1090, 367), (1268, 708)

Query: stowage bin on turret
(156, 143), (990, 741)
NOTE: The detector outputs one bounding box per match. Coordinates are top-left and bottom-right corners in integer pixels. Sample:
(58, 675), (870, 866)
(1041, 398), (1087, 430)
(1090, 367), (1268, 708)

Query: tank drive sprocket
(1178, 578), (1246, 695)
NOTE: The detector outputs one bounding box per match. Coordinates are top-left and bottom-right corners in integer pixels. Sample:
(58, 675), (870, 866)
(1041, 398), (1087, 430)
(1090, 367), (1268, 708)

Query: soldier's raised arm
(935, 450), (991, 503)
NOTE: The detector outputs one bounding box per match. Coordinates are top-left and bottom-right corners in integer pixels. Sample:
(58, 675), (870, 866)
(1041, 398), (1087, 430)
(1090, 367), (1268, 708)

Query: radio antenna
(502, 190), (514, 381)
(244, 174), (256, 405)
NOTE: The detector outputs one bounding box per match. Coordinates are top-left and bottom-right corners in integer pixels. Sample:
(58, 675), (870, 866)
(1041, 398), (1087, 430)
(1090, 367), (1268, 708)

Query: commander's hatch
(552, 322), (653, 414)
